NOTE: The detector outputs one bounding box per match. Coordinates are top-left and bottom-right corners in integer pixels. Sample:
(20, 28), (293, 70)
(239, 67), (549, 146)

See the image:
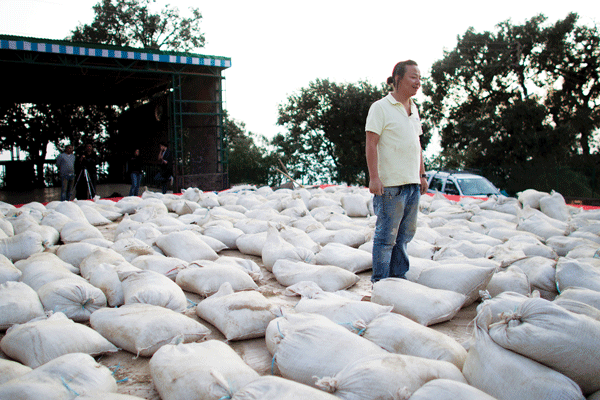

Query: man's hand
(369, 177), (384, 196)
(420, 176), (429, 195)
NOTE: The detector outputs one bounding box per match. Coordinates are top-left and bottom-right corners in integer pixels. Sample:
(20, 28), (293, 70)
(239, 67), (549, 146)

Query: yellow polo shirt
(365, 94), (423, 187)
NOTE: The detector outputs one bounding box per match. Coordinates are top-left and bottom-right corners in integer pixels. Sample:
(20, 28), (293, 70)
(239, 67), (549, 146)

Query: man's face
(85, 144), (93, 153)
(399, 65), (421, 97)
(65, 146), (73, 154)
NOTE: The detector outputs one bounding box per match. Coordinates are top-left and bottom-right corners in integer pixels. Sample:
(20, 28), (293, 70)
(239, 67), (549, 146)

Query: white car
(426, 170), (500, 198)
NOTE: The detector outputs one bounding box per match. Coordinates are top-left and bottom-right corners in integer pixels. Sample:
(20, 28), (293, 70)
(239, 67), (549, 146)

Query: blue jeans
(129, 172), (142, 196)
(60, 174), (75, 201)
(371, 184), (420, 283)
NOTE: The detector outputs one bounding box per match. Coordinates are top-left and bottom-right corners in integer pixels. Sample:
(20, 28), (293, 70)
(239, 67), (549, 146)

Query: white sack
(230, 375), (340, 400)
(110, 237), (156, 262)
(553, 298), (600, 321)
(408, 239), (438, 259)
(0, 312), (118, 368)
(195, 282), (276, 341)
(489, 297), (600, 394)
(502, 234), (559, 259)
(79, 247), (134, 280)
(462, 307), (584, 400)
(0, 218), (14, 237)
(124, 225), (162, 246)
(272, 312), (388, 387)
(130, 254), (188, 280)
(371, 278), (467, 326)
(566, 243), (598, 259)
(56, 242), (101, 269)
(37, 277), (107, 322)
(363, 311), (467, 369)
(518, 188), (549, 209)
(40, 210), (73, 233)
(60, 221), (104, 243)
(485, 266), (531, 297)
(409, 378), (500, 400)
(476, 291), (537, 325)
(556, 257), (600, 292)
(90, 303), (211, 356)
(539, 191), (571, 221)
(262, 226), (315, 272)
(236, 231), (268, 256)
(119, 269), (188, 312)
(155, 230), (218, 262)
(176, 260), (258, 297)
(279, 225), (321, 253)
(554, 286), (600, 311)
(315, 353), (466, 400)
(289, 288), (392, 330)
(78, 204), (112, 226)
(410, 263), (495, 306)
(0, 358), (32, 385)
(340, 194), (369, 217)
(87, 263), (124, 307)
(55, 201), (88, 222)
(76, 393), (147, 400)
(434, 240), (491, 260)
(546, 235), (598, 257)
(17, 257), (84, 292)
(0, 231), (45, 261)
(0, 353), (117, 400)
(214, 256), (262, 282)
(203, 225), (244, 249)
(149, 340), (260, 400)
(0, 281), (45, 330)
(308, 228), (367, 248)
(16, 251), (78, 274)
(0, 253), (20, 283)
(509, 256), (557, 294)
(315, 242), (372, 273)
(272, 259), (359, 291)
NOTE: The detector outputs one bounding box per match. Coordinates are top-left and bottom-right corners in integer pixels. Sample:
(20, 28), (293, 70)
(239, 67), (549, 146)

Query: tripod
(72, 168), (95, 200)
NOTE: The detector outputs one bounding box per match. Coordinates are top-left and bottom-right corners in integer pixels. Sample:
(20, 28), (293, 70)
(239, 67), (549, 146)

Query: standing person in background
(75, 143), (98, 200)
(365, 60), (428, 284)
(55, 144), (75, 201)
(157, 141), (173, 194)
(128, 149), (143, 196)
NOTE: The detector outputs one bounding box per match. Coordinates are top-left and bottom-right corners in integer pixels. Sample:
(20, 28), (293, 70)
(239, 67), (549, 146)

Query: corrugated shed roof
(0, 34), (231, 68)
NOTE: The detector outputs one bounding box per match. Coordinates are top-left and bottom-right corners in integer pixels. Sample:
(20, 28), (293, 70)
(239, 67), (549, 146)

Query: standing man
(55, 144), (75, 201)
(158, 142), (173, 194)
(76, 143), (98, 200)
(365, 60), (428, 283)
(128, 148), (143, 196)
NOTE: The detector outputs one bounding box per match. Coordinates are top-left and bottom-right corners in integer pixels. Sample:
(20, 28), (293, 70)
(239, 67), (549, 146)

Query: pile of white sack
(0, 184), (599, 399)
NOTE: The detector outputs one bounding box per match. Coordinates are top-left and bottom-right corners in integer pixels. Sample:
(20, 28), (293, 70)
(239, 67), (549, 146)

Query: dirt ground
(0, 197), (478, 399)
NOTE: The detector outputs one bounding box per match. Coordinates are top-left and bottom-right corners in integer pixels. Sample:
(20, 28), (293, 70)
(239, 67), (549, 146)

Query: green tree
(224, 113), (278, 187)
(0, 0), (206, 188)
(276, 79), (425, 186)
(70, 0), (205, 51)
(0, 104), (116, 187)
(422, 13), (600, 195)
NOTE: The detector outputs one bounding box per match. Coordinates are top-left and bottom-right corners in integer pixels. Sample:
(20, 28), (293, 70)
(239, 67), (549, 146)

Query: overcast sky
(1, 0), (599, 156)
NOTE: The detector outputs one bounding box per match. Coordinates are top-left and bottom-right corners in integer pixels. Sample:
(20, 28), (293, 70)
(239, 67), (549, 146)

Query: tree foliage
(1, 0), (206, 188)
(70, 0), (205, 51)
(0, 104), (117, 186)
(224, 113), (279, 187)
(275, 79), (426, 186)
(422, 13), (600, 195)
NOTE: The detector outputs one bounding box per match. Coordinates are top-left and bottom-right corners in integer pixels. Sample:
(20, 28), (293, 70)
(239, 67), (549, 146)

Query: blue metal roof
(0, 34), (231, 69)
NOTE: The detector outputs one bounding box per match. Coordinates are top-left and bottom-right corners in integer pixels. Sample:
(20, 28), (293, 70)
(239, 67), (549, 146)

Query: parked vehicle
(426, 170), (501, 198)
